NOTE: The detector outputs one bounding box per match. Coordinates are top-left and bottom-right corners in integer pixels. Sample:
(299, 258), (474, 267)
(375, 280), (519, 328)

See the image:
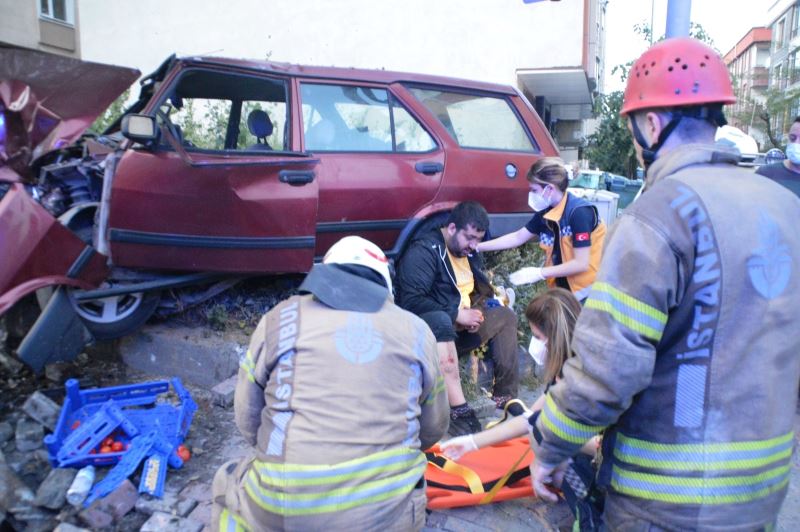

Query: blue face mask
(786, 143), (800, 165)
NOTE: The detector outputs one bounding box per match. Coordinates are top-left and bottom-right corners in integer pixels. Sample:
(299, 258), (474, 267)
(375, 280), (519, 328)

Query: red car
(0, 47), (557, 370)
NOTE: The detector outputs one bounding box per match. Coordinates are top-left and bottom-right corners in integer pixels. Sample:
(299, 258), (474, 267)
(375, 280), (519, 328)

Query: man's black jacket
(396, 227), (493, 323)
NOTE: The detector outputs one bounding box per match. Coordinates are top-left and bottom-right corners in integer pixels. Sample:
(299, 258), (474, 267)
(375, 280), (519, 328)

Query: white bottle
(66, 465), (95, 507)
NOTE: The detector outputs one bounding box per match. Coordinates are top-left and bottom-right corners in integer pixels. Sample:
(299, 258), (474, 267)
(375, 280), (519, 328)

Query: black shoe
(448, 410), (482, 437)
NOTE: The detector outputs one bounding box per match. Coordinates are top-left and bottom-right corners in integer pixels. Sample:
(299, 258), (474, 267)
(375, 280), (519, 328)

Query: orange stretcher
(424, 436), (535, 509)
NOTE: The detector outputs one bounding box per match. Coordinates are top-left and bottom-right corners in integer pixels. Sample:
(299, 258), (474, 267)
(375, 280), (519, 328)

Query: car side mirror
(121, 114), (158, 143)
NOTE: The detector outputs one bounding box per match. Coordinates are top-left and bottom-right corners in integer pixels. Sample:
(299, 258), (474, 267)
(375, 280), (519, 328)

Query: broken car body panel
(0, 46), (140, 179)
(0, 182), (108, 315)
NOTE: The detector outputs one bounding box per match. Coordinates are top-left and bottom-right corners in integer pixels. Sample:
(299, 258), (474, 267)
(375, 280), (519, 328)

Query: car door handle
(415, 162), (443, 175)
(279, 170), (315, 186)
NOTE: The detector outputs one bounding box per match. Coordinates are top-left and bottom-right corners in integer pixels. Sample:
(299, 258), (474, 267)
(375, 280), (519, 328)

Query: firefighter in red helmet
(528, 37), (800, 530)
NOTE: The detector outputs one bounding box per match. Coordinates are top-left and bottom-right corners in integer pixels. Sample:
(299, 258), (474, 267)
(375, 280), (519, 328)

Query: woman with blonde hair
(477, 157), (606, 301)
(439, 288), (598, 458)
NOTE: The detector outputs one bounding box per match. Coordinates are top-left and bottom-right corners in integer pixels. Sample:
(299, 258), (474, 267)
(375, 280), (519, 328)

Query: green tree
(585, 91), (637, 176)
(729, 72), (800, 150)
(88, 88), (131, 135)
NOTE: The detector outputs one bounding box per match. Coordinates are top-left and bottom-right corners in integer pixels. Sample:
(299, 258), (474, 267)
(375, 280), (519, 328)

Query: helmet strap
(630, 112), (684, 172)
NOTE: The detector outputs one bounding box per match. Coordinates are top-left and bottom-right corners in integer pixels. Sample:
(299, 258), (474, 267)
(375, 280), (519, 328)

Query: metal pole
(665, 0), (691, 38)
(650, 0), (655, 44)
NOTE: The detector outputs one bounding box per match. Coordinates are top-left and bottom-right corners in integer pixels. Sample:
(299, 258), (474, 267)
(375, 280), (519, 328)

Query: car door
(297, 80), (444, 255)
(108, 65), (319, 274)
(403, 85), (557, 237)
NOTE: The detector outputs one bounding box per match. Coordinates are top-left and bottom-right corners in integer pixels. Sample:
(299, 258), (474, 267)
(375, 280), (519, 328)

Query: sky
(604, 0), (774, 92)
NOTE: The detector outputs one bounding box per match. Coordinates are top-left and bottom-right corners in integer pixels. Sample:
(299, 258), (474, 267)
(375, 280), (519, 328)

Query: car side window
(300, 83), (435, 152)
(408, 87), (536, 152)
(157, 69), (289, 153)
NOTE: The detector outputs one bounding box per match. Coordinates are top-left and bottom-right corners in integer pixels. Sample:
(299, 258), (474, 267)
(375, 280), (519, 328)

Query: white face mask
(527, 336), (547, 366)
(787, 143), (800, 165)
(528, 187), (551, 212)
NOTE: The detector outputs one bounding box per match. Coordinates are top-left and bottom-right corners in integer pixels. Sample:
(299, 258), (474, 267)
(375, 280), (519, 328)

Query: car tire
(69, 290), (161, 340)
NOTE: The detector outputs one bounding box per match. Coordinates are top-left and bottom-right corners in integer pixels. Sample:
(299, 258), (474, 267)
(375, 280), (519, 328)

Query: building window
(39, 0), (75, 25)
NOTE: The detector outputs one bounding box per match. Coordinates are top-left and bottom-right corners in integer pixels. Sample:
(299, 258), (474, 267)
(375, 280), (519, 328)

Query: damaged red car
(0, 46), (558, 371)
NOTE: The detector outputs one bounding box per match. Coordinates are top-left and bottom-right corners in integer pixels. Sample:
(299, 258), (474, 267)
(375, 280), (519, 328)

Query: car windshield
(572, 172), (601, 189)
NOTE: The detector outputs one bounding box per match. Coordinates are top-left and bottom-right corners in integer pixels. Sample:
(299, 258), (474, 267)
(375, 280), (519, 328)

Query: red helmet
(621, 37), (735, 116)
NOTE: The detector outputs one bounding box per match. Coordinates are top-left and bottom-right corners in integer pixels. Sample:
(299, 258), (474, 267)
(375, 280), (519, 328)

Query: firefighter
(211, 236), (449, 531)
(529, 37), (800, 530)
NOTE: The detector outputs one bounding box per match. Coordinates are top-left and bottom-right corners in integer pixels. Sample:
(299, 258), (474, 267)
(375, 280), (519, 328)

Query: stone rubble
(22, 391), (61, 432)
(1, 385), (213, 532)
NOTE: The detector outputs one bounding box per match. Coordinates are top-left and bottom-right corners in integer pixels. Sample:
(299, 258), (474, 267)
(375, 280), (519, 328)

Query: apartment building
(0, 0), (80, 57)
(766, 0), (800, 135)
(723, 27), (771, 147)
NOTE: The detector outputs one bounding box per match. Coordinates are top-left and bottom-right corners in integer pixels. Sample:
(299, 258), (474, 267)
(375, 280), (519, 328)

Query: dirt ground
(3, 318), (800, 531)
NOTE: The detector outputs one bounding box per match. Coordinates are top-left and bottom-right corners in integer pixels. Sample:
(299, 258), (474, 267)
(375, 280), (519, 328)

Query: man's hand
(456, 308), (484, 332)
(530, 457), (568, 503)
(509, 267), (545, 286)
(439, 434), (478, 461)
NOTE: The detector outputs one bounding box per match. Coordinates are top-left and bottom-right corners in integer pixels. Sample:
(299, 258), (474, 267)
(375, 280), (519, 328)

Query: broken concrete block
(33, 467), (77, 510)
(0, 461), (36, 516)
(0, 421), (13, 443)
(78, 506), (113, 529)
(15, 418), (44, 452)
(22, 391), (61, 432)
(135, 489), (198, 517)
(53, 523), (91, 532)
(211, 375), (237, 408)
(93, 478), (138, 520)
(139, 511), (203, 532)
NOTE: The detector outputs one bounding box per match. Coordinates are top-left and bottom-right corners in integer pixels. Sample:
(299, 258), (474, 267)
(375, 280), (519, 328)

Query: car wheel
(69, 290), (161, 340)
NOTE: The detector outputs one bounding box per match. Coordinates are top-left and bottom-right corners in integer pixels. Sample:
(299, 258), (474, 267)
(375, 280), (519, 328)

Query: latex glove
(509, 267), (545, 286)
(439, 435), (478, 461)
(529, 457), (568, 503)
(504, 287), (516, 308)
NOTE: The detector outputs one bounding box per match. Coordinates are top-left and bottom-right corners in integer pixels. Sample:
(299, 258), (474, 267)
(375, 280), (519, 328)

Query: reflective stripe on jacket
(538, 192), (606, 294)
(535, 143), (800, 529)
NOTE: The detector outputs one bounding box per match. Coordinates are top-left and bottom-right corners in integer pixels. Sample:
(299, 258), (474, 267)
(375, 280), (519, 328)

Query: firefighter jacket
(536, 192), (606, 296)
(534, 143), (800, 530)
(215, 287), (449, 531)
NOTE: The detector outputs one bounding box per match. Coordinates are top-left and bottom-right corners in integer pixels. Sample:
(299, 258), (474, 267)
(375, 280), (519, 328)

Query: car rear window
(300, 83), (435, 153)
(408, 87), (535, 152)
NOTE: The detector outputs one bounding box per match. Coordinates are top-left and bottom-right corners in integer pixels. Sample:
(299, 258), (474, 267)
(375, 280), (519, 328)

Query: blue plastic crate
(45, 378), (196, 468)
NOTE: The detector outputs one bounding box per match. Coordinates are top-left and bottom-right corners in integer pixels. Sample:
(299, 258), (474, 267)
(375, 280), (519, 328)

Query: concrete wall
(0, 0), (80, 57)
(78, 0), (586, 88)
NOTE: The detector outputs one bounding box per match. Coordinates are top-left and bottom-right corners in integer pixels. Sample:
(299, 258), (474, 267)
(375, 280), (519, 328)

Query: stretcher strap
(427, 454), (485, 494)
(426, 453), (532, 495)
(479, 446), (531, 504)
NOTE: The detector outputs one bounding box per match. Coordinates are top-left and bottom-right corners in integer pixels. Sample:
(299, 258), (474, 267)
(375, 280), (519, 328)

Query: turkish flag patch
(575, 232), (590, 242)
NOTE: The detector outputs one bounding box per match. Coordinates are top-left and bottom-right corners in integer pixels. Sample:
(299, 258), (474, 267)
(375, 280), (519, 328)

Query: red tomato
(111, 441), (124, 452)
(100, 445), (112, 454)
(102, 437), (114, 447)
(176, 445), (191, 462)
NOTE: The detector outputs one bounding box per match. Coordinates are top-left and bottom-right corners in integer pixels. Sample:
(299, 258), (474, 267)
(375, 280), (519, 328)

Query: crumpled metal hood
(0, 46), (140, 179)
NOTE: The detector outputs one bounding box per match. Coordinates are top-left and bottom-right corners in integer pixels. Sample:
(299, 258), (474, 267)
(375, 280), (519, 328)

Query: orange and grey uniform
(212, 293), (449, 531)
(534, 144), (800, 529)
(528, 192), (606, 297)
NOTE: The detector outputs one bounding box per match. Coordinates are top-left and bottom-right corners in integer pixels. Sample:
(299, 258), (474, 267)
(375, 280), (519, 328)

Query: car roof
(177, 56), (519, 95)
